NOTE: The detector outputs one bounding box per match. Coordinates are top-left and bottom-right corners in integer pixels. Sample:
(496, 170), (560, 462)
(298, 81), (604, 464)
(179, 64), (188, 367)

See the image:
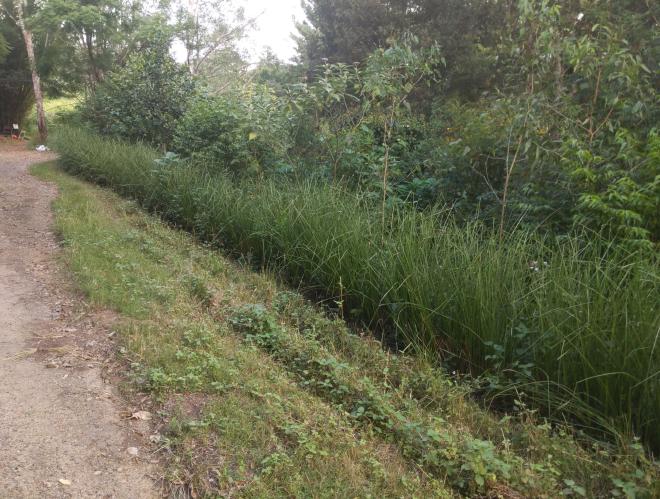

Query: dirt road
(0, 140), (157, 498)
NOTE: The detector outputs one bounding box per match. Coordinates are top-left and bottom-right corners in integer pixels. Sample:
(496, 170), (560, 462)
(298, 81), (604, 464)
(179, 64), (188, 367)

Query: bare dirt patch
(0, 139), (158, 498)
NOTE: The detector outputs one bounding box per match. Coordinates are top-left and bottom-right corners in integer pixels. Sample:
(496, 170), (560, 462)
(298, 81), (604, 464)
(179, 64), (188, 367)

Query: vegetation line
(52, 127), (660, 455)
(5, 0), (658, 495)
(32, 160), (659, 497)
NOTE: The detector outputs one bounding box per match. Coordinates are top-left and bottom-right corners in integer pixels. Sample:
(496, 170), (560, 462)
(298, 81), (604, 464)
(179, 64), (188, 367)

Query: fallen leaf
(58, 479), (71, 486)
(131, 410), (152, 421)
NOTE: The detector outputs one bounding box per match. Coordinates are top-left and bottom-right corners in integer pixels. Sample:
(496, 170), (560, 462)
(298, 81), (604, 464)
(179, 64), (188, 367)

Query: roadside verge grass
(51, 126), (660, 454)
(31, 161), (452, 497)
(31, 160), (659, 497)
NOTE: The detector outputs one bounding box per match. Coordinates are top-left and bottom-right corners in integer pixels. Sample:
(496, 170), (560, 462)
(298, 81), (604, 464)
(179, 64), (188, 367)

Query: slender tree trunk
(381, 103), (398, 240)
(84, 31), (104, 85)
(14, 0), (47, 143)
(499, 135), (523, 242)
(381, 121), (391, 242)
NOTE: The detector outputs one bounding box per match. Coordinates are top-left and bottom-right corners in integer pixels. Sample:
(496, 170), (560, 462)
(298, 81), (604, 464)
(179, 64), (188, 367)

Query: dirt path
(0, 141), (157, 498)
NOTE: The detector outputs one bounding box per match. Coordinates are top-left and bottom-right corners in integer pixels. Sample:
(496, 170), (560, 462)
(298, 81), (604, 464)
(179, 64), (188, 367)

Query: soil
(0, 139), (158, 498)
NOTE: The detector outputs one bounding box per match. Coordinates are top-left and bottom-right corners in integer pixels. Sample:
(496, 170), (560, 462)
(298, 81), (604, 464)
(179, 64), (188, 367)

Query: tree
(12, 0), (47, 141)
(30, 0), (147, 87)
(360, 37), (440, 230)
(173, 0), (248, 77)
(1, 6), (32, 126)
(83, 31), (196, 147)
(296, 0), (508, 97)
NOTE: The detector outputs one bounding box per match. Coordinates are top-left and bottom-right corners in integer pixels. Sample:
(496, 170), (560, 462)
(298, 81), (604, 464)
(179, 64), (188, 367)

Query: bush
(173, 87), (294, 176)
(172, 95), (255, 173)
(53, 126), (660, 453)
(82, 44), (196, 147)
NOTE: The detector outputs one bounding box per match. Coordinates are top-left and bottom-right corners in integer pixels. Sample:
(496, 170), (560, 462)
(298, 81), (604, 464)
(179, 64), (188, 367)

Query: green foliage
(172, 0), (243, 78)
(36, 156), (660, 495)
(30, 0), (131, 86)
(291, 0), (660, 248)
(82, 39), (196, 147)
(505, 0), (660, 249)
(0, 32), (9, 63)
(172, 95), (252, 172)
(69, 0), (657, 248)
(172, 87), (293, 175)
(37, 0), (659, 471)
(227, 303), (528, 495)
(32, 161), (449, 497)
(297, 0), (503, 97)
(0, 6), (33, 126)
(53, 127), (660, 454)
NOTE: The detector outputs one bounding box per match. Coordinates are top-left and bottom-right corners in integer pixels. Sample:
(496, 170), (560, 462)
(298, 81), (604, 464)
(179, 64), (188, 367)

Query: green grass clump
(32, 161), (659, 497)
(52, 126), (660, 453)
(32, 161), (449, 497)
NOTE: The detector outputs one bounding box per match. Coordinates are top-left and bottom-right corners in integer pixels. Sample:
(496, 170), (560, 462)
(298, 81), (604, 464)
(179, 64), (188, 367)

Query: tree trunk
(85, 30), (102, 85)
(14, 0), (47, 143)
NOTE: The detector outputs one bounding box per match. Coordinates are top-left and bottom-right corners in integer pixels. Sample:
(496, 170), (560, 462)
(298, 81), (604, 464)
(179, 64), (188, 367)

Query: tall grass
(53, 126), (660, 452)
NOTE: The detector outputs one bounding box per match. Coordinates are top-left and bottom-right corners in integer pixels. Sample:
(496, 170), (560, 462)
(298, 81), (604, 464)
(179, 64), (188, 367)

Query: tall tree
(31, 0), (145, 87)
(1, 6), (32, 127)
(173, 0), (247, 77)
(296, 0), (510, 96)
(12, 0), (46, 141)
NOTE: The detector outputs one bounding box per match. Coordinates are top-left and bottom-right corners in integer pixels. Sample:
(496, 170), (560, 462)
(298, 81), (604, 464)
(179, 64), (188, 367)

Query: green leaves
(83, 44), (196, 147)
(0, 32), (9, 63)
(172, 85), (293, 176)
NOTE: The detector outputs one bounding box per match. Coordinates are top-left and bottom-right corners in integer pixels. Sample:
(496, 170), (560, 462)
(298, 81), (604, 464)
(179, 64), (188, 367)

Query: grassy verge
(31, 160), (658, 497)
(51, 126), (659, 454)
(32, 161), (447, 497)
(24, 96), (79, 142)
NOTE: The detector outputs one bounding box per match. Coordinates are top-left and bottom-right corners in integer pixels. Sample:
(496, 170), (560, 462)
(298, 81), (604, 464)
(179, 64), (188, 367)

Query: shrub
(82, 43), (196, 147)
(172, 95), (255, 173)
(173, 87), (294, 176)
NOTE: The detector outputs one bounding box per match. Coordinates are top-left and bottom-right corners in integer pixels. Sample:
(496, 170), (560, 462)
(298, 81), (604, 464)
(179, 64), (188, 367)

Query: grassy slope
(50, 127), (660, 453)
(24, 97), (79, 140)
(32, 161), (658, 498)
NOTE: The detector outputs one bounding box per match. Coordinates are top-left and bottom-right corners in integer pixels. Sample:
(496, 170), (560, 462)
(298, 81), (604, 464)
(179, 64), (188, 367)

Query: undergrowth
(51, 126), (660, 454)
(32, 161), (448, 497)
(32, 160), (659, 497)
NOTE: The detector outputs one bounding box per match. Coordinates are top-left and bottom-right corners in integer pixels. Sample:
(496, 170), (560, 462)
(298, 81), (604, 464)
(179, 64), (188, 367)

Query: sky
(234, 0), (307, 63)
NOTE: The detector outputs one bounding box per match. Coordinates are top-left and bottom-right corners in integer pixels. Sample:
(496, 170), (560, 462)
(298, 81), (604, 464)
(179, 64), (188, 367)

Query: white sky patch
(171, 0), (305, 65)
(234, 0), (305, 63)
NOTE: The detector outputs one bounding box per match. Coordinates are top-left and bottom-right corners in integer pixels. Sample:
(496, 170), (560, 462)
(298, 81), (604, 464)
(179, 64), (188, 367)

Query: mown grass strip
(32, 161), (659, 498)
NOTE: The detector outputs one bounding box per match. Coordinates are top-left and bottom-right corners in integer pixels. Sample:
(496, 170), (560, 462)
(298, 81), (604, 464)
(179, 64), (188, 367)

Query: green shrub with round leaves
(82, 43), (196, 148)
